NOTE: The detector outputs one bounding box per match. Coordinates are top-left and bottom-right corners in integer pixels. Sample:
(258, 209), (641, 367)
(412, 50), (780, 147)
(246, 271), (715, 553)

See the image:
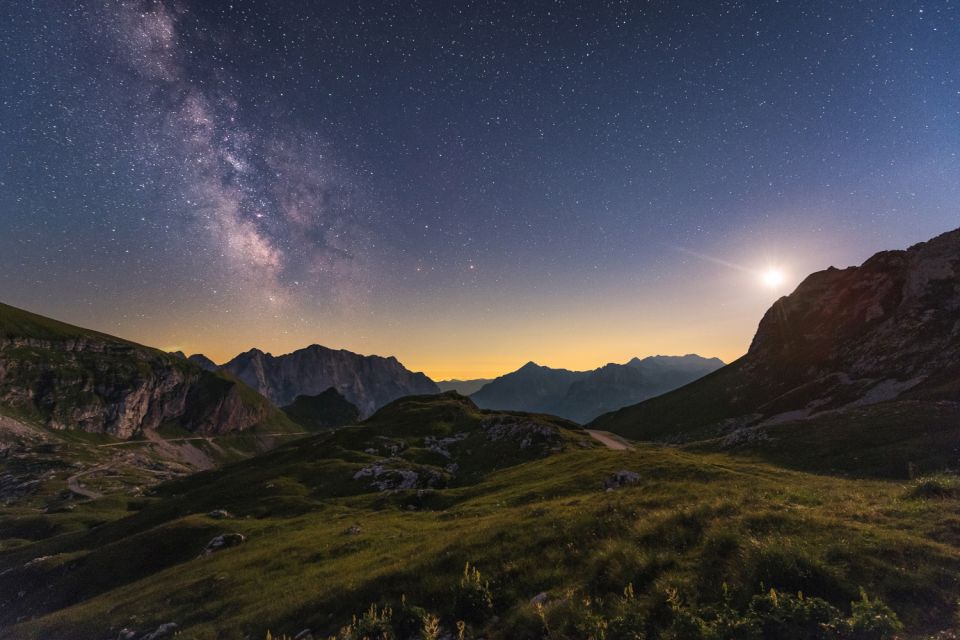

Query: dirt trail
(66, 466), (105, 499)
(585, 429), (633, 450)
(96, 433), (302, 447)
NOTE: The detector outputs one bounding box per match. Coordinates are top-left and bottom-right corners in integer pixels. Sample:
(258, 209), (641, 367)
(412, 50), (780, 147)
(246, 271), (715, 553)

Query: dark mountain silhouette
(436, 378), (493, 396)
(471, 355), (723, 423)
(281, 387), (361, 431)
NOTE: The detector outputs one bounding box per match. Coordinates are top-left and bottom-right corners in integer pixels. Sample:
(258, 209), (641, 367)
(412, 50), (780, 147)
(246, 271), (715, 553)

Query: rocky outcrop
(0, 303), (274, 439)
(200, 533), (246, 556)
(220, 345), (439, 416)
(590, 227), (960, 440)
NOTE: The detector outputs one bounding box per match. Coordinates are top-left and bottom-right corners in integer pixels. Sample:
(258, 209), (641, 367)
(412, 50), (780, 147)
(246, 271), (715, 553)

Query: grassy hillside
(0, 396), (957, 639)
(282, 388), (361, 431)
(686, 400), (960, 479)
(0, 302), (141, 346)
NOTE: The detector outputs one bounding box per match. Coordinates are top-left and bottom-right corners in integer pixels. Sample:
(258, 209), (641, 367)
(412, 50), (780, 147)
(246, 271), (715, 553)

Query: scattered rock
(139, 622), (178, 640)
(23, 555), (52, 568)
(481, 416), (561, 450)
(603, 470), (640, 490)
(207, 509), (232, 519)
(200, 533), (246, 556)
(530, 592), (549, 606)
(344, 525), (362, 536)
(353, 462), (448, 491)
(116, 628), (137, 640)
(44, 503), (76, 513)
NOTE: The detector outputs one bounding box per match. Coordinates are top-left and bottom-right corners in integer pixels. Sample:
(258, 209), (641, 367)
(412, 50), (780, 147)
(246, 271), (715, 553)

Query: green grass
(1, 399), (957, 639)
(0, 302), (139, 345)
(688, 400), (960, 479)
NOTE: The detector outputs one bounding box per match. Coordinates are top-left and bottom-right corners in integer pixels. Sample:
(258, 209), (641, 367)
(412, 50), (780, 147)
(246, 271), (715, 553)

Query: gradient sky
(1, 1), (958, 380)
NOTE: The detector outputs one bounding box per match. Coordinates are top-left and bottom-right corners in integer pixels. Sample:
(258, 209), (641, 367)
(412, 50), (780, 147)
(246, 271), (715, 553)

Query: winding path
(66, 466), (105, 499)
(585, 429), (633, 450)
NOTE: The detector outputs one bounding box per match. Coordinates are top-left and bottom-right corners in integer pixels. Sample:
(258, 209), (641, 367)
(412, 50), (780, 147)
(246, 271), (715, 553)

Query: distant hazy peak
(187, 353), (219, 372)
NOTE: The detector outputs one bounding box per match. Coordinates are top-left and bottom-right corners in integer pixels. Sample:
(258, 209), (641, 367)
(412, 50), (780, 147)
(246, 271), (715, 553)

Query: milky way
(1, 1), (958, 377)
(100, 1), (375, 308)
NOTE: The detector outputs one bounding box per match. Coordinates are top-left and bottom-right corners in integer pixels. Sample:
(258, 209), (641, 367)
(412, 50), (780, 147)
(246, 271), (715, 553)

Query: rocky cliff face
(220, 345), (439, 416)
(0, 304), (274, 439)
(590, 227), (960, 440)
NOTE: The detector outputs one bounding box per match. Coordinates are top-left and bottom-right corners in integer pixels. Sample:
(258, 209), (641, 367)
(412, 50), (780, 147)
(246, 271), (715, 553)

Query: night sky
(1, 1), (958, 378)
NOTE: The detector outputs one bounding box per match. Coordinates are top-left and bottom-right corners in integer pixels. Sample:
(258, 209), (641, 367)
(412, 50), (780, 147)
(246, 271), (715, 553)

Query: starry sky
(1, 1), (958, 379)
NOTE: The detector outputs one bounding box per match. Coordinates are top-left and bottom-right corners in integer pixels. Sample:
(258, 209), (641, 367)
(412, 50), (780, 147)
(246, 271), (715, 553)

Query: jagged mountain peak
(220, 343), (439, 416)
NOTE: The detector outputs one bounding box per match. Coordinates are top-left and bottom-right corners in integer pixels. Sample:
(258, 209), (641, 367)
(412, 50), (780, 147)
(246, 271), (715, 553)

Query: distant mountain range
(436, 378), (493, 396)
(589, 227), (960, 469)
(471, 355), (724, 423)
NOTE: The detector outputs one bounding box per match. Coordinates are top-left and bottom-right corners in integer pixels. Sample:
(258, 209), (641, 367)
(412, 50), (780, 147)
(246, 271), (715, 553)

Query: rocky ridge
(220, 344), (439, 416)
(0, 303), (275, 439)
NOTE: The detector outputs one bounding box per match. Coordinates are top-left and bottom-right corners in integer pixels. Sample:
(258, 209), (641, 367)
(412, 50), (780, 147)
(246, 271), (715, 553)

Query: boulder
(603, 470), (640, 490)
(200, 533), (246, 556)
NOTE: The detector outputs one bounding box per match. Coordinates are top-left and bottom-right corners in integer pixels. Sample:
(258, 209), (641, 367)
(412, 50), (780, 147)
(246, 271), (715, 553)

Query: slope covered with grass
(0, 395), (957, 639)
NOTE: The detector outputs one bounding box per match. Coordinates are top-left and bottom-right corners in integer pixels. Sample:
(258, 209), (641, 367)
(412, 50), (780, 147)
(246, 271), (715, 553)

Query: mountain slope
(551, 355), (724, 423)
(436, 378), (493, 396)
(220, 345), (439, 416)
(186, 353), (218, 372)
(471, 361), (586, 414)
(281, 387), (360, 431)
(590, 227), (960, 445)
(471, 356), (723, 423)
(0, 302), (289, 439)
(1, 393), (956, 638)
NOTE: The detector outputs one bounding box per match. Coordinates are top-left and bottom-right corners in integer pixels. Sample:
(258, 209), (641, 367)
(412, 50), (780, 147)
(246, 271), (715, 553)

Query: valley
(0, 229), (959, 639)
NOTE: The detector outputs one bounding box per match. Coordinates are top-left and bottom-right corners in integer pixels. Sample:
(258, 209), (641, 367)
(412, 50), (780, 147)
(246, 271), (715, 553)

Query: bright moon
(762, 268), (786, 288)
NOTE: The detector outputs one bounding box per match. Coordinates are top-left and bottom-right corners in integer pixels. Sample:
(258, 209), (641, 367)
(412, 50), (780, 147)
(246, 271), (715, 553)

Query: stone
(603, 470), (640, 490)
(200, 533), (246, 556)
(139, 622), (178, 640)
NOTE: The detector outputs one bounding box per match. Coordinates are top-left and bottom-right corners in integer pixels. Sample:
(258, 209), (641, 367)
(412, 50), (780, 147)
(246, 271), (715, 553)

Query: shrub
(906, 475), (960, 500)
(848, 588), (904, 640)
(392, 595), (429, 639)
(337, 603), (394, 640)
(745, 588), (841, 640)
(454, 562), (494, 624)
